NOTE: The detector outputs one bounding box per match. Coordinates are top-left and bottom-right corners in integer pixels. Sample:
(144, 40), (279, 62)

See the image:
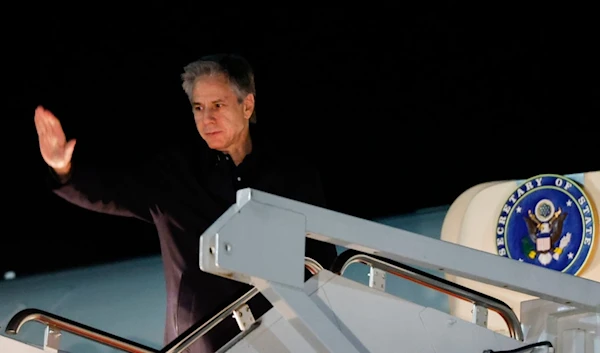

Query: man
(34, 53), (338, 352)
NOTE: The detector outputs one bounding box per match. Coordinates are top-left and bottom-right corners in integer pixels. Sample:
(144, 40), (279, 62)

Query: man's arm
(36, 105), (153, 222)
(48, 157), (154, 222)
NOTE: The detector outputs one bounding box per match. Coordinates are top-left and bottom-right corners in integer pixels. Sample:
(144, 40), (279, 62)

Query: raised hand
(34, 106), (77, 175)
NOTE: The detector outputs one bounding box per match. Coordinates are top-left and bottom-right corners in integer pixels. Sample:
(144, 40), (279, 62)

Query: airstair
(2, 188), (599, 352)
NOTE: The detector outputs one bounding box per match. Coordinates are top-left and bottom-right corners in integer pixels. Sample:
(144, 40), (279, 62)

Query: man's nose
(203, 113), (217, 124)
(197, 110), (217, 124)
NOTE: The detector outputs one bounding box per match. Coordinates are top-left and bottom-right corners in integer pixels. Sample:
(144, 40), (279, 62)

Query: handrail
(4, 257), (324, 353)
(331, 249), (524, 342)
(160, 287), (259, 353)
(161, 256), (325, 352)
(304, 256), (324, 275)
(5, 309), (159, 353)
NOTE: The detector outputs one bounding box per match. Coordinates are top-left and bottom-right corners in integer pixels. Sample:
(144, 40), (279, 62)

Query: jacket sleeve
(47, 156), (154, 223)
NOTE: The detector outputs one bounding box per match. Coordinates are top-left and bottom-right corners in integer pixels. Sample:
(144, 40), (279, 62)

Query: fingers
(34, 106), (59, 128)
(34, 106), (47, 136)
(34, 105), (65, 139)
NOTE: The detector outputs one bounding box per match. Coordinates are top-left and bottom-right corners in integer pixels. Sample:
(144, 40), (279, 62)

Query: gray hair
(181, 54), (257, 123)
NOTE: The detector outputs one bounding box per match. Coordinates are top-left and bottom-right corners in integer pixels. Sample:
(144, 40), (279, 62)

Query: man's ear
(243, 93), (255, 120)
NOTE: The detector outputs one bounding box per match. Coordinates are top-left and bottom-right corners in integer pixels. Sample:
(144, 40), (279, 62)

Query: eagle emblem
(495, 174), (596, 275)
(522, 199), (570, 265)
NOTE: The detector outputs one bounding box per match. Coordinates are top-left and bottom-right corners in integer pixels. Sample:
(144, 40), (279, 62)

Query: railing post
(43, 326), (61, 352)
(472, 304), (489, 328)
(368, 266), (386, 291)
(232, 304), (255, 331)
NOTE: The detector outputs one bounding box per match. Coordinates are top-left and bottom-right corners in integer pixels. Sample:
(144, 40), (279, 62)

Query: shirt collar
(203, 123), (262, 167)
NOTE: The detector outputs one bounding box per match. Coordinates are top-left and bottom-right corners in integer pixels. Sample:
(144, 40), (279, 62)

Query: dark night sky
(2, 5), (598, 277)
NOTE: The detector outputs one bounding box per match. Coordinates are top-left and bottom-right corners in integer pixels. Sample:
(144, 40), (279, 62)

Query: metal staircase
(2, 188), (598, 352)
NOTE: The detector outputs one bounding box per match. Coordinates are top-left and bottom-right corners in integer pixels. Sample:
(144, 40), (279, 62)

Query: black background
(3, 5), (598, 277)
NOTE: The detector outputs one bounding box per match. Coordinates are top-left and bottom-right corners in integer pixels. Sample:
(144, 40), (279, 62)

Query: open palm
(34, 106), (76, 173)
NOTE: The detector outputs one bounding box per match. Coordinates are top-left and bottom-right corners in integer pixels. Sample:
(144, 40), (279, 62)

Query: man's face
(191, 74), (254, 151)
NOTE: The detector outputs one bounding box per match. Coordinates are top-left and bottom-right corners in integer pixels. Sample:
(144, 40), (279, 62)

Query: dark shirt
(48, 126), (338, 353)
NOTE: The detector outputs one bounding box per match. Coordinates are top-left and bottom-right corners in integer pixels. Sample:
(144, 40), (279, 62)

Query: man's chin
(205, 139), (226, 151)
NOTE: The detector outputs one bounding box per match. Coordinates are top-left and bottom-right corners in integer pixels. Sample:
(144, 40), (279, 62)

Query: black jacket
(49, 126), (338, 352)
